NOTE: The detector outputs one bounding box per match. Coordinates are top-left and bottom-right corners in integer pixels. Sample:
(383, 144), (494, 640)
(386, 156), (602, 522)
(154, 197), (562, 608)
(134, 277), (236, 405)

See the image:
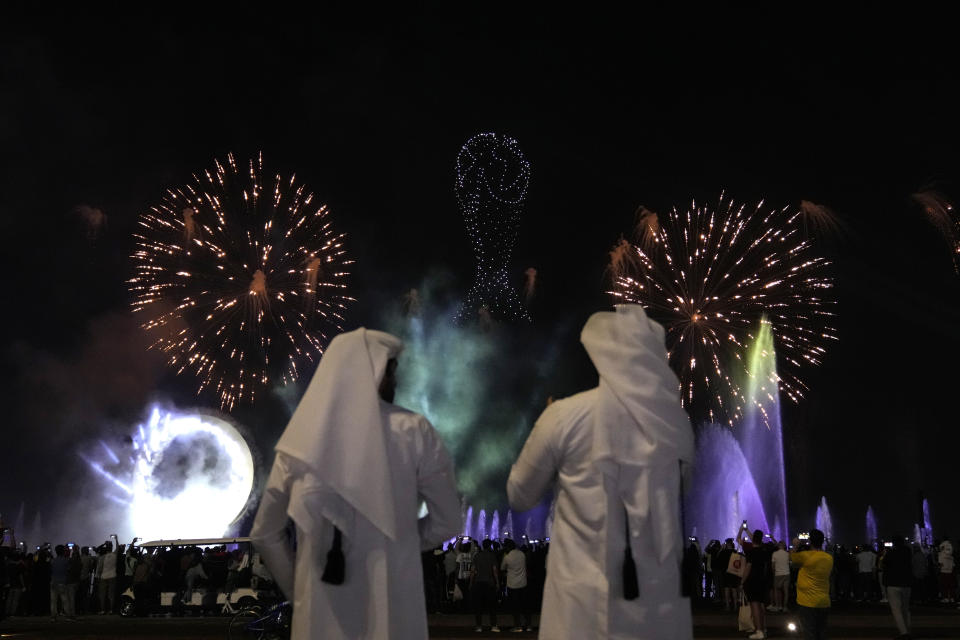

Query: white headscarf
(275, 328), (403, 540)
(581, 304), (695, 562)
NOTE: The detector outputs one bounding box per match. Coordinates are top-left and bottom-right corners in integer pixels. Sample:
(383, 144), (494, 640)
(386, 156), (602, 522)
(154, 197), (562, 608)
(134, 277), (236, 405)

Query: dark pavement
(2, 605), (960, 638)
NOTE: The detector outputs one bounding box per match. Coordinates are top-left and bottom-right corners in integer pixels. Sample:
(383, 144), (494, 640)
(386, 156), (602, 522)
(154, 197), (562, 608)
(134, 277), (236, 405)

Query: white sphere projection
(83, 406), (255, 541)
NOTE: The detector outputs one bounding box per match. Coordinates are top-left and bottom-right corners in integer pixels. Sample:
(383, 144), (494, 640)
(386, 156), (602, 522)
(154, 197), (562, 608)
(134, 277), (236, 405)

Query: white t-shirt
(856, 550), (876, 573)
(456, 552), (474, 580)
(939, 548), (955, 573)
(500, 549), (528, 589)
(98, 552), (117, 580)
(772, 549), (791, 576)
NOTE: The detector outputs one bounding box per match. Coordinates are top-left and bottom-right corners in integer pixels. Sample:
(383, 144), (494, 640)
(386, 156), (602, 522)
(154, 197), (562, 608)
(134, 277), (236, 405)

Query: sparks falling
(609, 193), (837, 427)
(129, 153), (354, 409)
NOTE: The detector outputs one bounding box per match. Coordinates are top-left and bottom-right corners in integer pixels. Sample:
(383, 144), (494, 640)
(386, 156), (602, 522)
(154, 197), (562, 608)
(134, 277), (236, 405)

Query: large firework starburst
(129, 153), (353, 409)
(610, 193), (837, 426)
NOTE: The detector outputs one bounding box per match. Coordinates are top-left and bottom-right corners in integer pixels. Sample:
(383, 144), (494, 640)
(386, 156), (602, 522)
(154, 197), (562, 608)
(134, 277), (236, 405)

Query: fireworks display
(129, 153), (353, 409)
(455, 132), (531, 324)
(610, 193), (837, 426)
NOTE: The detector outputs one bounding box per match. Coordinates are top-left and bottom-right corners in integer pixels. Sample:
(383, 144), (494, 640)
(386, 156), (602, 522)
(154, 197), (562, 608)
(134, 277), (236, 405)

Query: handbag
(726, 551), (745, 578)
(737, 593), (755, 632)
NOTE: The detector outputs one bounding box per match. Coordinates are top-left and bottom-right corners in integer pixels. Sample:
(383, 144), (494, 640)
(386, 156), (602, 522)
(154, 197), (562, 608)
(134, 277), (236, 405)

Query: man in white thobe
(507, 304), (694, 639)
(251, 328), (461, 639)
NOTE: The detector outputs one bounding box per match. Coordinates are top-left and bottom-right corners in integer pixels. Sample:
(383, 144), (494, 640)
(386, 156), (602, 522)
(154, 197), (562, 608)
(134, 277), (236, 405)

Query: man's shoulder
(381, 401), (433, 432)
(537, 389), (597, 427)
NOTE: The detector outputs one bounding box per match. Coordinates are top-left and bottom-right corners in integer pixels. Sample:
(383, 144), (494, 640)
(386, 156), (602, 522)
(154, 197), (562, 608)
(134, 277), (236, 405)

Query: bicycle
(228, 600), (292, 640)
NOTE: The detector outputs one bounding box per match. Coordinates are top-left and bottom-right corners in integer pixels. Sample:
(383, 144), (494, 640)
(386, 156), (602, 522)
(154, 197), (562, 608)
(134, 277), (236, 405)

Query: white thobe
(251, 401), (460, 639)
(508, 390), (692, 640)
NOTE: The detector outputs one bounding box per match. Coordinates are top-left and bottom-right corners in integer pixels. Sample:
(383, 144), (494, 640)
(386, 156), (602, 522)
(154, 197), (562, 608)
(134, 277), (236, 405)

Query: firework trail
(129, 153), (354, 409)
(610, 193), (837, 426)
(912, 189), (958, 273)
(523, 267), (537, 304)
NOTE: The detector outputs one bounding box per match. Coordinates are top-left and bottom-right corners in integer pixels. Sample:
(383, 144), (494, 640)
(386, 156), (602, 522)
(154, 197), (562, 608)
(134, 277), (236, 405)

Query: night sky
(2, 10), (959, 544)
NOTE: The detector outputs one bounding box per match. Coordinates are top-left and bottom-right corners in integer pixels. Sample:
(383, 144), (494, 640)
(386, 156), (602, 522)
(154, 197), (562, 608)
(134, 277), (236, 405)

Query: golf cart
(119, 536), (279, 617)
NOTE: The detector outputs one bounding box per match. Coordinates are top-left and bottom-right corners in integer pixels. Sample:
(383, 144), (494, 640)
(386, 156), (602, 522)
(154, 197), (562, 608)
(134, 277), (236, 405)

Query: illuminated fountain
(685, 320), (790, 544)
(866, 506), (878, 547)
(815, 497), (833, 543)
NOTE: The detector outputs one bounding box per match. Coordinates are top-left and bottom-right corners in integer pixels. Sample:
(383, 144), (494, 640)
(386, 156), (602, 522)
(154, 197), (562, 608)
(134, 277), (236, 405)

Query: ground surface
(1, 605), (959, 638)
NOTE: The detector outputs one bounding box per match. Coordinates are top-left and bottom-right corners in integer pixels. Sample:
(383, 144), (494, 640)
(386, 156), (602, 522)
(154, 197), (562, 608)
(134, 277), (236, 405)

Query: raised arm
(507, 406), (561, 512)
(417, 419), (462, 550)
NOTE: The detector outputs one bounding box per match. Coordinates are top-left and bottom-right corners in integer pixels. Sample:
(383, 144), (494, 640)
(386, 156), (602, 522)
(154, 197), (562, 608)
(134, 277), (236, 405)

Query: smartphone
(798, 532), (810, 541)
(68, 542), (75, 549)
(883, 542), (893, 548)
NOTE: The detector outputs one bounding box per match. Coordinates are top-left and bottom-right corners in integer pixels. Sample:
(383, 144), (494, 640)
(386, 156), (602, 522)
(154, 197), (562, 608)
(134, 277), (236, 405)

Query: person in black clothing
(742, 529), (771, 639)
(471, 539), (500, 632)
(716, 539), (740, 611)
(883, 535), (913, 639)
(682, 538), (703, 600)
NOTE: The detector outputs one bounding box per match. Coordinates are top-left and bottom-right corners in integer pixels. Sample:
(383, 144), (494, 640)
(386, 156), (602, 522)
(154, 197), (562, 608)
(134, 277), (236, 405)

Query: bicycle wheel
(228, 605), (263, 640)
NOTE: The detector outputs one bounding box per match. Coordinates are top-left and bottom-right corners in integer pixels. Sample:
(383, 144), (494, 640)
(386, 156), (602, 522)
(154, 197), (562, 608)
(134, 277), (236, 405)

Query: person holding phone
(740, 529), (772, 639)
(791, 529), (833, 640)
(507, 305), (694, 639)
(95, 541), (118, 614)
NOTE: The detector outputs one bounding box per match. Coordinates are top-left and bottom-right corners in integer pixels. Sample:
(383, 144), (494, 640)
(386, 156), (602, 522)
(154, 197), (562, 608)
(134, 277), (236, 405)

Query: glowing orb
(128, 407), (254, 541)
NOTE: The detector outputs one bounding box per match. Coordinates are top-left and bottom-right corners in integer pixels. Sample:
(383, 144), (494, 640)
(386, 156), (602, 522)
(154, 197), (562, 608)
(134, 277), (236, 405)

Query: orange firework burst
(610, 192), (837, 426)
(129, 152), (354, 410)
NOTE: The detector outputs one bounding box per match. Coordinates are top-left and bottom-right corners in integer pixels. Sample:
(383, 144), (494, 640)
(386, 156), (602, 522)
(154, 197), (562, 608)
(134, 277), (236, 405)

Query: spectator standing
(500, 539), (532, 632)
(4, 551), (25, 616)
(184, 553), (208, 604)
(791, 529), (833, 640)
(704, 540), (721, 601)
(79, 547), (96, 614)
(937, 539), (955, 603)
(882, 535), (913, 640)
(455, 541), (474, 610)
(911, 543), (928, 603)
(67, 546), (81, 617)
(769, 541), (791, 613)
(682, 538), (703, 601)
(49, 545), (74, 620)
(741, 530), (771, 639)
(506, 306), (695, 640)
(855, 545), (877, 602)
(443, 543), (458, 606)
(471, 539), (500, 633)
(716, 539), (740, 611)
(96, 542), (117, 614)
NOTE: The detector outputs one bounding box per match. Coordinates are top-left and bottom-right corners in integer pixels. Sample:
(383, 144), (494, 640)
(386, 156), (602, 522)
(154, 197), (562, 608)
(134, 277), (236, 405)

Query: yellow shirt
(790, 550), (833, 608)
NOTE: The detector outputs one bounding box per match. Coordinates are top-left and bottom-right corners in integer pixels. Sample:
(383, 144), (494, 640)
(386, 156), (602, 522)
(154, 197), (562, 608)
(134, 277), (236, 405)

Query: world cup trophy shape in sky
(455, 132), (531, 324)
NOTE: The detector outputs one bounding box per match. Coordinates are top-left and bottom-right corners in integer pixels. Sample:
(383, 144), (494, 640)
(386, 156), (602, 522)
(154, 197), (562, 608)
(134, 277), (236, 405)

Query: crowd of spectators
(421, 536), (548, 633)
(682, 528), (959, 639)
(0, 532), (275, 620)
